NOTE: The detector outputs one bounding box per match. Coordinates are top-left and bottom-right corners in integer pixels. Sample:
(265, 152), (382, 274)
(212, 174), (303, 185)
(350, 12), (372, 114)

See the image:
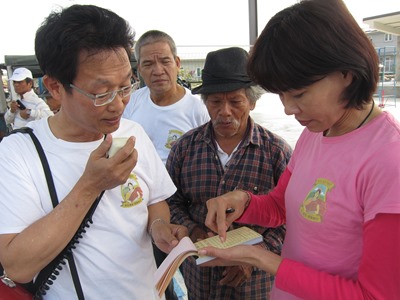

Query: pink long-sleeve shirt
(237, 112), (400, 299)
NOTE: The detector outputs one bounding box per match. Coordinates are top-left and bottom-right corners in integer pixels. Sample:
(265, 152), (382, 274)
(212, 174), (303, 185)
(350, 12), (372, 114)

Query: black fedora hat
(192, 47), (254, 95)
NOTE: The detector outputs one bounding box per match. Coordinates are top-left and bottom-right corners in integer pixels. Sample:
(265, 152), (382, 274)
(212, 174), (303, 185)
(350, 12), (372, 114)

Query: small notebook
(154, 226), (263, 297)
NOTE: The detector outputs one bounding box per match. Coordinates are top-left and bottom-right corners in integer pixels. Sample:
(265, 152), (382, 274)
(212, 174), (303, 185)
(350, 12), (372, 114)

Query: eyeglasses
(69, 78), (140, 107)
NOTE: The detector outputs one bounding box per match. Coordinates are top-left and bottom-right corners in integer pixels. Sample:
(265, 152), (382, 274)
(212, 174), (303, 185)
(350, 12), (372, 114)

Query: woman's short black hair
(248, 0), (379, 108)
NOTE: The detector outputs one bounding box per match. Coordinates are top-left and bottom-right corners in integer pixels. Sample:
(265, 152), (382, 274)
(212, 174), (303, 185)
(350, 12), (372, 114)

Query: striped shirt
(166, 118), (292, 300)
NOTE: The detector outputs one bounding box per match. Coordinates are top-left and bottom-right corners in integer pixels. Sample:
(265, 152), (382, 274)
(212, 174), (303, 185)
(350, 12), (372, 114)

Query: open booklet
(154, 226), (263, 298)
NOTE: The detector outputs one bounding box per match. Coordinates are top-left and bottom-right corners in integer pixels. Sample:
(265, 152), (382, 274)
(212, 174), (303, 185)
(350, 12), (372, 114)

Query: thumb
(162, 229), (179, 249)
(94, 134), (112, 158)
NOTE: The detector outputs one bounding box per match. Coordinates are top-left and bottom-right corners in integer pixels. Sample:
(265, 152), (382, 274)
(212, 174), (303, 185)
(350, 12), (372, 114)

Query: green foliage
(179, 68), (195, 82)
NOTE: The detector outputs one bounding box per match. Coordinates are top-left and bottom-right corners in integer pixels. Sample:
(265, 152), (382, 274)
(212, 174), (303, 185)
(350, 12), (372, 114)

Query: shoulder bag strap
(11, 127), (58, 207)
(10, 127), (105, 300)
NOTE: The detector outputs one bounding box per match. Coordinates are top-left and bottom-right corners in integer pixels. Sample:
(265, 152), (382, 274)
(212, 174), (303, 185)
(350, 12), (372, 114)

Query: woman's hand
(205, 190), (250, 241)
(198, 244), (282, 276)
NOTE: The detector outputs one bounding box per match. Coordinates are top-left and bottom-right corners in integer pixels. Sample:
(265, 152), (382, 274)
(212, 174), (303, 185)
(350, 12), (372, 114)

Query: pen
(226, 207), (235, 214)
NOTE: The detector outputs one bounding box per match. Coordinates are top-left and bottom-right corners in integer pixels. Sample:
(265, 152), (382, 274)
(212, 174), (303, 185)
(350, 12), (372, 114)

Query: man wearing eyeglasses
(0, 5), (187, 300)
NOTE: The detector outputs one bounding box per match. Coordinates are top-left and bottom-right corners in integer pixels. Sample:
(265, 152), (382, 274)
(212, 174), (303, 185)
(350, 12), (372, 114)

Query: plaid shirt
(166, 118), (292, 300)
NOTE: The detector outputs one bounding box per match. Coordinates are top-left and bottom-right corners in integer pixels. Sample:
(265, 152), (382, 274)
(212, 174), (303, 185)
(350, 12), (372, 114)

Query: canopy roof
(2, 55), (137, 78)
(4, 55), (42, 77)
(363, 11), (400, 35)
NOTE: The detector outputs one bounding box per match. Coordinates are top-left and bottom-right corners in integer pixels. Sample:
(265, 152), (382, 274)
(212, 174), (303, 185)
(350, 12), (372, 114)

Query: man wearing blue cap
(5, 67), (53, 129)
(166, 47), (292, 299)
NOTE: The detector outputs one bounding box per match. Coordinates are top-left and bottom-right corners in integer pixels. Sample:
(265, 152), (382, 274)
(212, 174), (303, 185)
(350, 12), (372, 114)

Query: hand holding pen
(205, 190), (251, 242)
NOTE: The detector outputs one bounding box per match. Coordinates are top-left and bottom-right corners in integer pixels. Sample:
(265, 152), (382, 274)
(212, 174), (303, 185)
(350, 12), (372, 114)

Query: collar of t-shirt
(215, 141), (240, 170)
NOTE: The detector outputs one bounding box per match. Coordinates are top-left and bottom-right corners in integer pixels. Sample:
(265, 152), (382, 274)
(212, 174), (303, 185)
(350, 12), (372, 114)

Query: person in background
(123, 29), (210, 300)
(0, 5), (186, 299)
(166, 47), (292, 300)
(4, 67), (53, 129)
(202, 1), (400, 299)
(0, 114), (6, 142)
(40, 89), (61, 114)
(123, 29), (209, 165)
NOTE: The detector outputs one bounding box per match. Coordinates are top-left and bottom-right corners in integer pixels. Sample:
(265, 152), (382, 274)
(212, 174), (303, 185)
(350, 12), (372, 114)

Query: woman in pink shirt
(200, 0), (400, 299)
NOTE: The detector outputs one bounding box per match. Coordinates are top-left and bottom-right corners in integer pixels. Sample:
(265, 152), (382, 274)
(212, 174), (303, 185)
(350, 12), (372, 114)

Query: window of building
(384, 56), (393, 73)
(384, 34), (393, 42)
(196, 67), (201, 78)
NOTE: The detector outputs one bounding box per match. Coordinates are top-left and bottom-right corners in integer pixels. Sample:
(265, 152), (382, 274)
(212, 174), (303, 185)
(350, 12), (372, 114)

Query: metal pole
(0, 72), (6, 114)
(248, 0), (258, 46)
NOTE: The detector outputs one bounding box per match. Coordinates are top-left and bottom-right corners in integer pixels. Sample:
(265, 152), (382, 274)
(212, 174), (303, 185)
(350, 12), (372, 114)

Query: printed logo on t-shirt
(165, 129), (183, 149)
(299, 178), (334, 222)
(120, 173), (143, 208)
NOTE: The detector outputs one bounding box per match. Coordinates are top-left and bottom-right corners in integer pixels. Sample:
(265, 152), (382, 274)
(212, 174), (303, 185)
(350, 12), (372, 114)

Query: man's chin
(214, 129), (237, 138)
(102, 123), (120, 135)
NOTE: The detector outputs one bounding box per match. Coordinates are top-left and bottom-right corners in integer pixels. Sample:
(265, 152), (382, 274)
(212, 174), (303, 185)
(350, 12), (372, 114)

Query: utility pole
(0, 72), (6, 114)
(248, 0), (258, 47)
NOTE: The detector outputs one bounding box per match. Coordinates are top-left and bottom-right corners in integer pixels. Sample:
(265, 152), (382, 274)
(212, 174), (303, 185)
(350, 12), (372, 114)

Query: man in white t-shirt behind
(123, 30), (209, 300)
(123, 30), (209, 165)
(5, 67), (53, 129)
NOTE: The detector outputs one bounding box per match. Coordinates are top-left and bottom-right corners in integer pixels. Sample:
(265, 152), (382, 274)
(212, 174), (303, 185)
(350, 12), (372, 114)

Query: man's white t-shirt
(123, 86), (210, 164)
(0, 118), (176, 299)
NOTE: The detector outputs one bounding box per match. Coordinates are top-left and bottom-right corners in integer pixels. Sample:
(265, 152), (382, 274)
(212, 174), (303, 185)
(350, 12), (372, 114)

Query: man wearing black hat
(166, 47), (292, 299)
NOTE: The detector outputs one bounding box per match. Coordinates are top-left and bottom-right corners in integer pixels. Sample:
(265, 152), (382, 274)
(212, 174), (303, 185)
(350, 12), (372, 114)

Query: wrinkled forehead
(75, 48), (132, 82)
(139, 42), (174, 61)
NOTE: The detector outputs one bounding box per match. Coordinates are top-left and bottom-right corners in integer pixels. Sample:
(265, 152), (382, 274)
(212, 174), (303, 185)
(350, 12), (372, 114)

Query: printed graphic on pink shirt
(120, 173), (143, 208)
(300, 178), (334, 222)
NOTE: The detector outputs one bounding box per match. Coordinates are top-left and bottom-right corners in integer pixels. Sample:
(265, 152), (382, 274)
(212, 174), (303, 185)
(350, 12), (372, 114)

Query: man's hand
(151, 221), (188, 254)
(9, 101), (19, 113)
(190, 226), (209, 243)
(20, 109), (31, 119)
(80, 134), (138, 194)
(219, 265), (253, 287)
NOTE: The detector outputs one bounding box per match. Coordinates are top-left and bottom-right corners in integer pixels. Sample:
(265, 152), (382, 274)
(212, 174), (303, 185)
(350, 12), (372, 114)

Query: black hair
(134, 30), (177, 63)
(35, 5), (135, 88)
(248, 0), (379, 108)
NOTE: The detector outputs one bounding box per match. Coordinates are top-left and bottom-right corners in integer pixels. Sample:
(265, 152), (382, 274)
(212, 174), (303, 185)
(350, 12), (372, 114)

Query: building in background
(366, 30), (398, 80)
(364, 11), (399, 107)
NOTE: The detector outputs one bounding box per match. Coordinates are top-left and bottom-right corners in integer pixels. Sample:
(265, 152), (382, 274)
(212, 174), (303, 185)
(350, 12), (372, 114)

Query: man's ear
(42, 75), (62, 99)
(175, 56), (181, 69)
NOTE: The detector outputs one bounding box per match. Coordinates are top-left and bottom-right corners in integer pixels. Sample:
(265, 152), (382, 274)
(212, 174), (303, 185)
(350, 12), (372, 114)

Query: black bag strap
(9, 127), (104, 300)
(11, 128), (58, 208)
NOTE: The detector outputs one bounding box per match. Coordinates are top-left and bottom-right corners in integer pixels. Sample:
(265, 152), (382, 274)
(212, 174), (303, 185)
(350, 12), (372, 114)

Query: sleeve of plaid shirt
(165, 133), (200, 235)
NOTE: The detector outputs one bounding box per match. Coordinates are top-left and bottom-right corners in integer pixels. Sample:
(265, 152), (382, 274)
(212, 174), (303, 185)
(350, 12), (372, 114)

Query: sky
(1, 0), (399, 64)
